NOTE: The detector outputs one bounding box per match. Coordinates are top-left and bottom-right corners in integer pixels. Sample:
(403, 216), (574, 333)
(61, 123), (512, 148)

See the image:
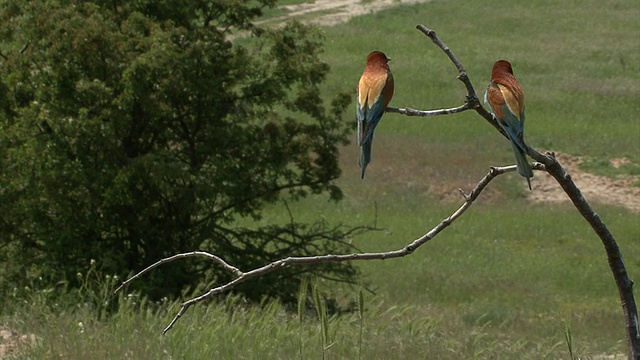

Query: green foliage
(0, 0), (356, 303)
(1, 0), (638, 358)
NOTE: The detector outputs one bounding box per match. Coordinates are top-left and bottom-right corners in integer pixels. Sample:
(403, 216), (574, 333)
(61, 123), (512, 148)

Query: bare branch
(386, 103), (472, 117)
(117, 164), (543, 334)
(19, 41), (30, 54)
(407, 23), (638, 358)
(0, 42), (31, 62)
(115, 23), (638, 358)
(386, 25), (507, 139)
(114, 251), (242, 294)
(415, 25), (478, 101)
(531, 150), (640, 359)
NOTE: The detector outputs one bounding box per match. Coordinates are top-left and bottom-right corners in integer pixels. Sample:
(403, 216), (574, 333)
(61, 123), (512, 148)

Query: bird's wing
(357, 72), (391, 146)
(486, 82), (527, 152)
(498, 83), (524, 121)
(485, 82), (505, 119)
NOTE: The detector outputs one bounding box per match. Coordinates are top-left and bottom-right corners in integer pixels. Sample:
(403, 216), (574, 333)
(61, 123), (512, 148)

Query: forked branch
(117, 164), (539, 334)
(392, 24), (638, 359)
(116, 24), (638, 359)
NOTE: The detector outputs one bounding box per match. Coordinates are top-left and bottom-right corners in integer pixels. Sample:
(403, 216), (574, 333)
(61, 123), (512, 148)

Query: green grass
(320, 0), (640, 170)
(5, 199), (638, 358)
(0, 293), (554, 359)
(4, 0), (640, 358)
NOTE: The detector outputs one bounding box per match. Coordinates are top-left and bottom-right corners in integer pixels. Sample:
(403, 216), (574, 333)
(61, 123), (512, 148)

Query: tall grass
(0, 286), (585, 359)
(3, 0), (639, 358)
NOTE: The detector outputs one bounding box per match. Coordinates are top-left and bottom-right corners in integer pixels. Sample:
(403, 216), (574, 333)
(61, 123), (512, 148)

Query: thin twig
(152, 164), (533, 334)
(117, 165), (531, 333)
(386, 25), (506, 139)
(415, 25), (477, 100)
(116, 24), (638, 358)
(407, 24), (638, 359)
(114, 251), (242, 294)
(386, 103), (471, 117)
(19, 41), (30, 54)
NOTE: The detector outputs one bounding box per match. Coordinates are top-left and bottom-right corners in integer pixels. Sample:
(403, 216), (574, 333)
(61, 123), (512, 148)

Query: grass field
(2, 0), (639, 358)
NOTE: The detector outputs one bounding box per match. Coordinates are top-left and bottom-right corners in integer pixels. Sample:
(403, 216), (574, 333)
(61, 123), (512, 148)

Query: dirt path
(271, 1), (640, 213)
(259, 0), (432, 26)
(2, 2), (637, 359)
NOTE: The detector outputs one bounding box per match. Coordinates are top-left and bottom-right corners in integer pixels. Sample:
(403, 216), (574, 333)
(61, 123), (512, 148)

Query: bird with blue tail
(485, 60), (534, 190)
(356, 51), (395, 179)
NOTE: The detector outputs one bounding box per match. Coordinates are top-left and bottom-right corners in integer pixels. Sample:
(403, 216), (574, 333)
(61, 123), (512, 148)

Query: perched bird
(485, 60), (533, 190)
(357, 51), (394, 179)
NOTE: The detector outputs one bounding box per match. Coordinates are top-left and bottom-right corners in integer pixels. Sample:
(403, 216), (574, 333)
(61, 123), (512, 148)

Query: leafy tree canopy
(0, 0), (356, 304)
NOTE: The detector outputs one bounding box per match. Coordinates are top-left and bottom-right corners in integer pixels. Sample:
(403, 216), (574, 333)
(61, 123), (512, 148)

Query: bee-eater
(485, 60), (533, 189)
(357, 51), (394, 179)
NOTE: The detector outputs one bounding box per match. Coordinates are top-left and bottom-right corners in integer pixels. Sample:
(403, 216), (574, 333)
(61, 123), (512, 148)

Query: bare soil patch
(342, 139), (640, 213)
(527, 153), (640, 213)
(0, 328), (37, 359)
(275, 1), (639, 213)
(262, 0), (432, 26)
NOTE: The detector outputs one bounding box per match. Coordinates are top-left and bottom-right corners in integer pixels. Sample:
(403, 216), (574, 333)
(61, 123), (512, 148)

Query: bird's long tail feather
(359, 140), (372, 179)
(510, 140), (533, 190)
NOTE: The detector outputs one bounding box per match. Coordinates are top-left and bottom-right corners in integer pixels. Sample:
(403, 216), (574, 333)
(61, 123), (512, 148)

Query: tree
(0, 0), (359, 303)
(117, 25), (639, 359)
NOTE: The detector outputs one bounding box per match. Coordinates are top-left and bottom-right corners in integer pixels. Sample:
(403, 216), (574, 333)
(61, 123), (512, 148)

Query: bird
(485, 60), (533, 190)
(357, 51), (394, 179)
